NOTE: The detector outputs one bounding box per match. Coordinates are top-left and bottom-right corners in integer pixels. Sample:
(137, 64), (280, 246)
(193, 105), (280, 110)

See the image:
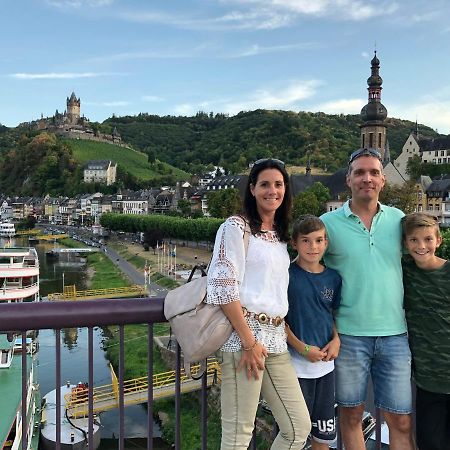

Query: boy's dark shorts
(299, 370), (336, 444)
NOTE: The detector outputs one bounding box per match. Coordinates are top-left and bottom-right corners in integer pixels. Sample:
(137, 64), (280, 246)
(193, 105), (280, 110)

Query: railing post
(21, 331), (28, 450)
(201, 361), (207, 450)
(147, 323), (154, 450)
(88, 327), (94, 450)
(56, 329), (61, 450)
(119, 325), (125, 450)
(175, 342), (181, 450)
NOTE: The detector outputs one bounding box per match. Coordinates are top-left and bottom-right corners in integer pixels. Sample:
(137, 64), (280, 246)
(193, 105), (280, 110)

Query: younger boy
(401, 213), (450, 450)
(286, 215), (341, 450)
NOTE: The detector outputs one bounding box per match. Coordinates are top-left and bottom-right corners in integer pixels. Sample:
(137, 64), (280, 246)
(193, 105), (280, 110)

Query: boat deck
(0, 336), (32, 447)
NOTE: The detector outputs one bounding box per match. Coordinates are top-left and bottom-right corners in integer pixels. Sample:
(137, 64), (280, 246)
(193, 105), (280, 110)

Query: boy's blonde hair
(401, 212), (441, 240)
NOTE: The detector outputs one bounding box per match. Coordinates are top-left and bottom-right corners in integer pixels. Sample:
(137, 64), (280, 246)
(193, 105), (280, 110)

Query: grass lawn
(86, 252), (130, 289)
(66, 139), (189, 181)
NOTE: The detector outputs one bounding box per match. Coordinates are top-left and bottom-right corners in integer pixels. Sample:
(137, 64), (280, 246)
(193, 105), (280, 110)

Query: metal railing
(0, 297), (388, 450)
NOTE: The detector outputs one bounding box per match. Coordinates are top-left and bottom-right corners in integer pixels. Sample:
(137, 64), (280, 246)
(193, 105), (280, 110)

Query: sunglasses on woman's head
(253, 158), (285, 168)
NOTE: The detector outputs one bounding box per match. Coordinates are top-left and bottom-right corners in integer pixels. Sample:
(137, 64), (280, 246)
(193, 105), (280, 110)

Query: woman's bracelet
(301, 344), (310, 357)
(242, 339), (258, 351)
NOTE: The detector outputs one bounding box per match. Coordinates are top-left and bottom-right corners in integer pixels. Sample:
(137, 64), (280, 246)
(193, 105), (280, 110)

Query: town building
(390, 124), (450, 181)
(83, 160), (117, 186)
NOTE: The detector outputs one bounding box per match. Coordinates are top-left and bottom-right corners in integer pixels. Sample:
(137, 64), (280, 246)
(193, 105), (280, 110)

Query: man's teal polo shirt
(321, 201), (406, 336)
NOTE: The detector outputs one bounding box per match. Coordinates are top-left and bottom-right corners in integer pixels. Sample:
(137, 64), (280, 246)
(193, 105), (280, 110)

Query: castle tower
(360, 51), (388, 160)
(66, 92), (81, 125)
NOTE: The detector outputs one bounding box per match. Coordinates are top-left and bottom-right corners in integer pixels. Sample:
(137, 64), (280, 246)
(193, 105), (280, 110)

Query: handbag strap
(186, 216), (251, 282)
(205, 215), (251, 273)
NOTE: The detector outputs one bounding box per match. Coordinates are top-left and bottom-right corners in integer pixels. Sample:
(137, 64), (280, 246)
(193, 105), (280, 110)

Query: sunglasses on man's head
(348, 148), (382, 164)
(253, 158), (285, 168)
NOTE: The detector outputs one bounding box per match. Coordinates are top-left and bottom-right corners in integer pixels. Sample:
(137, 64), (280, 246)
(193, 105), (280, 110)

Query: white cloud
(142, 95), (164, 102)
(390, 98), (450, 135)
(220, 0), (399, 21)
(174, 79), (321, 116)
(314, 98), (365, 114)
(45, 0), (113, 8)
(229, 42), (319, 58)
(117, 8), (292, 30)
(10, 72), (115, 80)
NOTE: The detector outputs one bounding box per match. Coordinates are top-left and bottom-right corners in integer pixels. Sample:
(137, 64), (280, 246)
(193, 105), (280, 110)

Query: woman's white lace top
(206, 216), (289, 353)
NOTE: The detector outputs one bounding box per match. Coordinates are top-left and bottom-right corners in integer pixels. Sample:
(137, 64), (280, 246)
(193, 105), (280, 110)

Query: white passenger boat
(0, 247), (40, 303)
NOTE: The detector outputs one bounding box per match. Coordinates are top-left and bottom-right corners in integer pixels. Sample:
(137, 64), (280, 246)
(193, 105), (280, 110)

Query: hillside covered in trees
(0, 131), (188, 196)
(104, 109), (440, 174)
(0, 109), (443, 196)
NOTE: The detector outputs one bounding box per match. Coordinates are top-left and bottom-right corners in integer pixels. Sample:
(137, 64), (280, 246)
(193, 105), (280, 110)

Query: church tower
(360, 51), (388, 162)
(66, 92), (81, 125)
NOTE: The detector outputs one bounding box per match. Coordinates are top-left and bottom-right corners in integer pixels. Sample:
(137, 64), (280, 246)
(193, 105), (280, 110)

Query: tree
(308, 182), (331, 214)
(206, 189), (241, 218)
(292, 191), (321, 219)
(406, 155), (422, 180)
(292, 182), (331, 219)
(177, 199), (192, 217)
(143, 229), (165, 254)
(146, 148), (156, 164)
(379, 181), (417, 213)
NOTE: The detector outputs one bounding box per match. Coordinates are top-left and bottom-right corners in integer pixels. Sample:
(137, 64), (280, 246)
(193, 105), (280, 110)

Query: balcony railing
(0, 297), (388, 450)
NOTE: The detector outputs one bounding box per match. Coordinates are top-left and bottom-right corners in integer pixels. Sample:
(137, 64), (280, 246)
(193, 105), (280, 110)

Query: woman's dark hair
(243, 159), (292, 242)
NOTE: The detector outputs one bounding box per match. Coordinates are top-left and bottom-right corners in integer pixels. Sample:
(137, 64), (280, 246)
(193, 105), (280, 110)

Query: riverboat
(0, 335), (40, 450)
(0, 247), (40, 303)
(0, 222), (16, 238)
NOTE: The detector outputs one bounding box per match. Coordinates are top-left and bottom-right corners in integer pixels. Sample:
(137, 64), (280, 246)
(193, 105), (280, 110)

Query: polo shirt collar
(343, 200), (386, 218)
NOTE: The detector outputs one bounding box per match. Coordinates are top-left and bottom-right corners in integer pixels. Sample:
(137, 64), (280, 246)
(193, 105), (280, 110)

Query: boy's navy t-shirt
(286, 263), (342, 349)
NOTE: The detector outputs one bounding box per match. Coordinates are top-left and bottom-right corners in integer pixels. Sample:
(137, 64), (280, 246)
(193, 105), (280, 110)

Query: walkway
(103, 245), (168, 297)
(65, 361), (221, 418)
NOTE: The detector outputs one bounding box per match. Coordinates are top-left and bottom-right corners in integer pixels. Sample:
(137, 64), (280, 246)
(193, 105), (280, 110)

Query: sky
(2, 0), (450, 134)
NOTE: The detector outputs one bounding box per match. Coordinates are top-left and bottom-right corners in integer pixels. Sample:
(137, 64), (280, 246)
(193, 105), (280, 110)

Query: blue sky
(2, 0), (450, 134)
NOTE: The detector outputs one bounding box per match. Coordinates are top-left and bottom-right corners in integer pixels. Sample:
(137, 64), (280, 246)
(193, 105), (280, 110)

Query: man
(320, 148), (414, 450)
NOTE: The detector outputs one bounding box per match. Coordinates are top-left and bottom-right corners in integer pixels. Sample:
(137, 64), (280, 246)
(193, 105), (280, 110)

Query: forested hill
(104, 109), (440, 174)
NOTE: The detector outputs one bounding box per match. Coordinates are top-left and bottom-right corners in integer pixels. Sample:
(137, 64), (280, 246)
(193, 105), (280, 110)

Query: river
(7, 236), (169, 450)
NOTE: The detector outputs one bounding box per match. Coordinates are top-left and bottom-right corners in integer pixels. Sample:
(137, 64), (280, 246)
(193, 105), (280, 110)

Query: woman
(206, 158), (311, 450)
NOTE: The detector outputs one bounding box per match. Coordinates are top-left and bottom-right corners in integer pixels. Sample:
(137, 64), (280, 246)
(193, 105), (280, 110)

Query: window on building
(438, 158), (442, 164)
(442, 151), (445, 156)
(369, 133), (373, 148)
(362, 134), (365, 148)
(418, 205), (423, 211)
(435, 205), (440, 211)
(435, 151), (439, 156)
(428, 205), (433, 211)
(378, 133), (382, 148)
(444, 158), (447, 163)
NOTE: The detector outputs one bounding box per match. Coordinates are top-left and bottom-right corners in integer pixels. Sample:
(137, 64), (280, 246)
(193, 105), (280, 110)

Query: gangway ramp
(65, 361), (221, 418)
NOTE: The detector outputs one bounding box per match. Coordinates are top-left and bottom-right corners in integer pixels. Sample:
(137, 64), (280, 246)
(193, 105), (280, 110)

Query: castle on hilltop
(26, 92), (122, 145)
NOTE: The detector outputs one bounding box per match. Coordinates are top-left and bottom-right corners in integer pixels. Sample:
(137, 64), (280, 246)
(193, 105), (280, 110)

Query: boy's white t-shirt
(289, 350), (334, 379)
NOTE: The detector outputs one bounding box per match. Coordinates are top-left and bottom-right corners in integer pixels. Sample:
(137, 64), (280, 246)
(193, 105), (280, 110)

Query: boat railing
(0, 297), (391, 450)
(0, 281), (39, 290)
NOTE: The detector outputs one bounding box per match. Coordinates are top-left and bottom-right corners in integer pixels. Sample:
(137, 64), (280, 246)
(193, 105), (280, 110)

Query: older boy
(286, 215), (341, 450)
(402, 213), (450, 450)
